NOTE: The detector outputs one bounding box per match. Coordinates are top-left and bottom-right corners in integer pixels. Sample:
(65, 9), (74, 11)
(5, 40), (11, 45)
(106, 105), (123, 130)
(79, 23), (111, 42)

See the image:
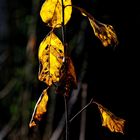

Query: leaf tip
(29, 121), (36, 128)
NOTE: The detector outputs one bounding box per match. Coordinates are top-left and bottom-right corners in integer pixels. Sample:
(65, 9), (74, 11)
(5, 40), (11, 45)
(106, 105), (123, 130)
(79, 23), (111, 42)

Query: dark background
(0, 0), (139, 140)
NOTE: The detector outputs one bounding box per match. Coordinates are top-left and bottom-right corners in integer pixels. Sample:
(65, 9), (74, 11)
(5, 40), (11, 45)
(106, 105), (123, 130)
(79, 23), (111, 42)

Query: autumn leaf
(56, 57), (77, 96)
(97, 103), (125, 134)
(74, 6), (118, 47)
(40, 0), (72, 28)
(38, 32), (64, 86)
(29, 89), (49, 128)
(88, 19), (118, 47)
(65, 57), (77, 96)
(66, 57), (77, 89)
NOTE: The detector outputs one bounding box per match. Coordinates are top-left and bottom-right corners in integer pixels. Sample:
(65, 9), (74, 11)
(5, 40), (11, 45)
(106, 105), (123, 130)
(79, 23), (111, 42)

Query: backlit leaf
(76, 6), (118, 47)
(40, 0), (72, 28)
(97, 103), (125, 134)
(38, 32), (64, 86)
(29, 89), (49, 128)
(88, 18), (118, 47)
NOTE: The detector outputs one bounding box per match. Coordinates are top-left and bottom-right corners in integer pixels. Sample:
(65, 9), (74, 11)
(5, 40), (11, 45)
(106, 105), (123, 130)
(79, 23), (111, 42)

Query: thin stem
(61, 0), (65, 42)
(65, 5), (104, 25)
(69, 98), (94, 123)
(65, 5), (95, 21)
(61, 0), (69, 139)
(64, 95), (69, 140)
(61, 0), (67, 57)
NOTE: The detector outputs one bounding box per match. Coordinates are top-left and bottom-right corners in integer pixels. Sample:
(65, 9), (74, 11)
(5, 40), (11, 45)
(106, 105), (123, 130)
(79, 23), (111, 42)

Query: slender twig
(65, 5), (106, 25)
(65, 5), (95, 21)
(64, 95), (69, 140)
(61, 0), (69, 140)
(61, 0), (67, 57)
(69, 98), (94, 123)
(61, 0), (65, 43)
(50, 21), (88, 139)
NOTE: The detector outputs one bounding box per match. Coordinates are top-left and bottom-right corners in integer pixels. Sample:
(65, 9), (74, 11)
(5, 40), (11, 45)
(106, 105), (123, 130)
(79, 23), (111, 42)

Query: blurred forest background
(0, 0), (139, 140)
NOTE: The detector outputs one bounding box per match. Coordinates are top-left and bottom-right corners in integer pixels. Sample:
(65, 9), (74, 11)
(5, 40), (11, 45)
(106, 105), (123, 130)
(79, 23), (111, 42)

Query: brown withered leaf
(40, 0), (72, 28)
(97, 103), (125, 134)
(29, 89), (49, 128)
(38, 32), (64, 86)
(67, 57), (77, 88)
(76, 6), (118, 47)
(56, 57), (77, 96)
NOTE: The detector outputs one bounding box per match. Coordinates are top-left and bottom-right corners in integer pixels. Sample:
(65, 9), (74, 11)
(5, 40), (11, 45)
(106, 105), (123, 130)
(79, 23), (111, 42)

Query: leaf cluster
(29, 0), (125, 135)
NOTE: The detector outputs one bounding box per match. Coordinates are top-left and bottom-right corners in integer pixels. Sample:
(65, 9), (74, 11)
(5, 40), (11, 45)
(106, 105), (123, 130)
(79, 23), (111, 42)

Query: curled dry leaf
(56, 57), (77, 96)
(97, 103), (125, 134)
(67, 57), (77, 88)
(76, 6), (118, 47)
(40, 0), (72, 28)
(38, 32), (64, 86)
(65, 57), (77, 95)
(29, 89), (49, 128)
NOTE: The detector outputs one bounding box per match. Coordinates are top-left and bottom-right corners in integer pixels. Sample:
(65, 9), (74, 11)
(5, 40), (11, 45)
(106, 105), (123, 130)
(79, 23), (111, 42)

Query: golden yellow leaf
(75, 6), (118, 47)
(29, 89), (49, 128)
(38, 32), (64, 86)
(97, 103), (125, 134)
(40, 0), (72, 28)
(88, 18), (118, 47)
